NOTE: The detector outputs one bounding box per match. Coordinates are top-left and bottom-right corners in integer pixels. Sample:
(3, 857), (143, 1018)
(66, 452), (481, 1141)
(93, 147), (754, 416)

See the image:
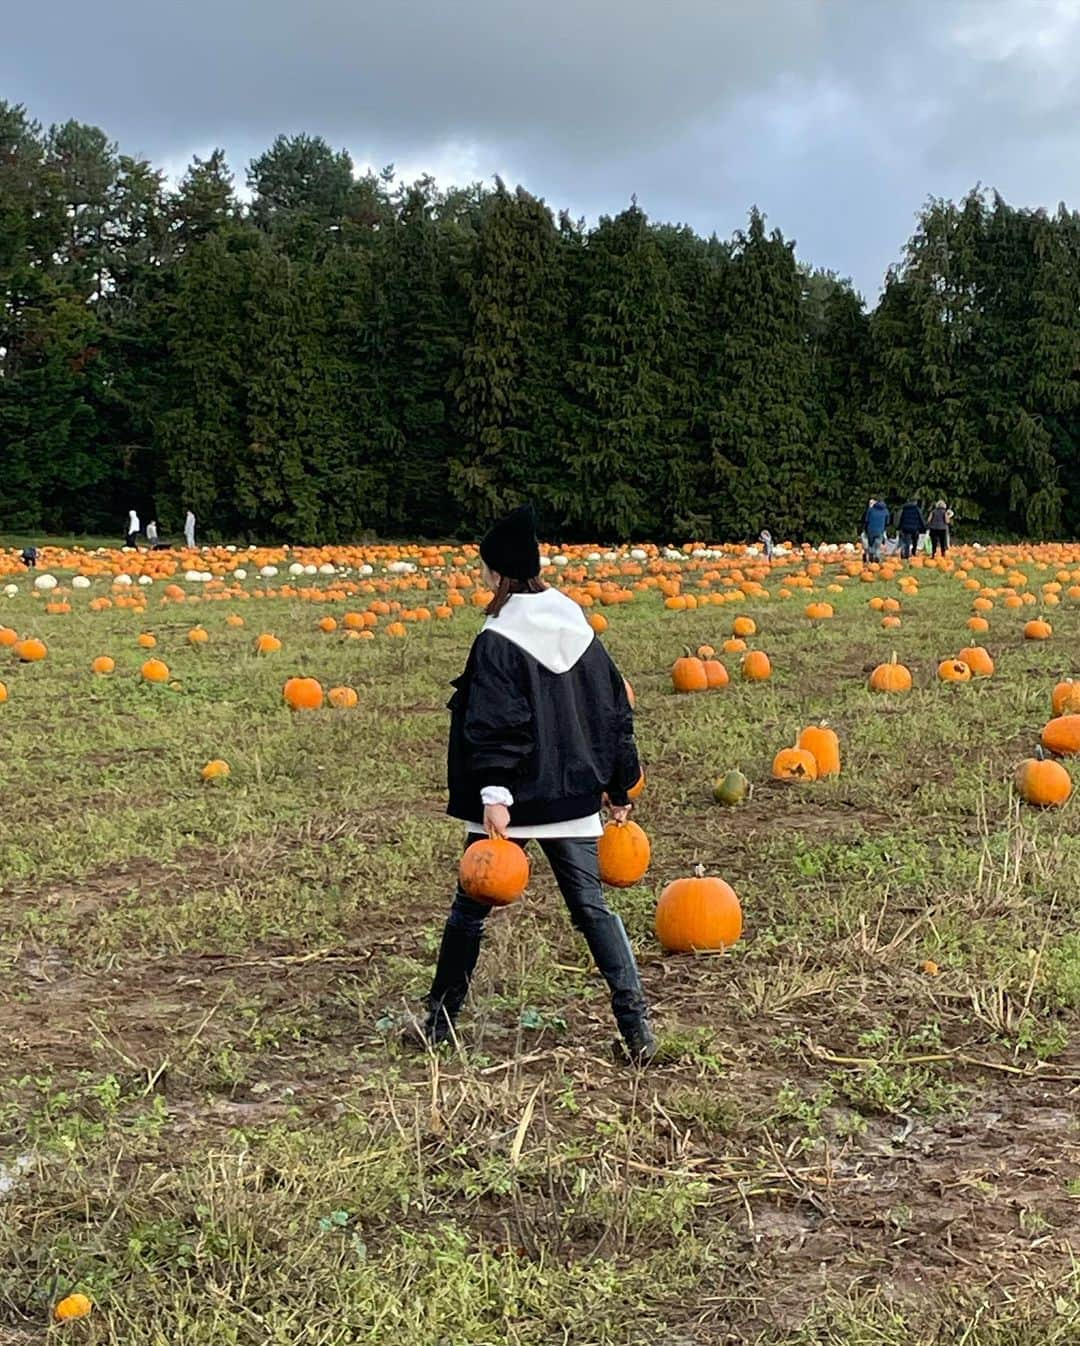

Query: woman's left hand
(484, 803), (511, 839)
(608, 803), (633, 826)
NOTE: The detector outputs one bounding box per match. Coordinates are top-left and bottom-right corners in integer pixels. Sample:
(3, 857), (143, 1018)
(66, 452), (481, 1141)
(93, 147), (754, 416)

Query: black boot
(614, 1017), (658, 1066)
(422, 906), (487, 1046)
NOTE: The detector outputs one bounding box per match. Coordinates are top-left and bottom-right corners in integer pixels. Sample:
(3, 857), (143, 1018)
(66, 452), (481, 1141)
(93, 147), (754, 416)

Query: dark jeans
(930, 528), (948, 556)
(867, 532), (884, 562)
(427, 836), (650, 1043)
(900, 531), (919, 559)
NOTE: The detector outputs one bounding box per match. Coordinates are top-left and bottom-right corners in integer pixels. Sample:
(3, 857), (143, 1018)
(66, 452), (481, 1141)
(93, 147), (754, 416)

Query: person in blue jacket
(896, 499), (926, 560)
(862, 499), (890, 561)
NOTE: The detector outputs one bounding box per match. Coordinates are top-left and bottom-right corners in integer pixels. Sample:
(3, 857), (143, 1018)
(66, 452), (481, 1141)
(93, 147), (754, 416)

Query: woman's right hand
(484, 804), (511, 839)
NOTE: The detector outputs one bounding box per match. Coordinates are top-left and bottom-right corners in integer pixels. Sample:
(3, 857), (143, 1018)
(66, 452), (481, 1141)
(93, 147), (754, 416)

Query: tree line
(2, 100), (1079, 544)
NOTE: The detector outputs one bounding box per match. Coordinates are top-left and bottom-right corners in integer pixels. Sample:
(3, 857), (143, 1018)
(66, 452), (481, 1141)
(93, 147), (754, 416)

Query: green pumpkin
(713, 770), (750, 807)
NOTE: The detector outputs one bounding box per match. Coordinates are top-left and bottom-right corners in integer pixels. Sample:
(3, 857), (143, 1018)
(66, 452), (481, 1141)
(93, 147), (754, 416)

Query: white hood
(482, 588), (594, 674)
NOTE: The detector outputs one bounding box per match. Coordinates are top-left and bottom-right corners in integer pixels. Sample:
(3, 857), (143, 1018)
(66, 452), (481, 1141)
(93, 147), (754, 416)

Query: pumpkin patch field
(1, 538), (1079, 1344)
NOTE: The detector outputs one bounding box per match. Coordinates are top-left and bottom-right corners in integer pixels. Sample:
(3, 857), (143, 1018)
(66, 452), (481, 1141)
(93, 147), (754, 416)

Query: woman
(927, 500), (951, 556)
(422, 505), (655, 1063)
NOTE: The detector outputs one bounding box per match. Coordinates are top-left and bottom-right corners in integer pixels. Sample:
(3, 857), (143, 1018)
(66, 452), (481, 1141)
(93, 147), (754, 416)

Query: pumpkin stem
(693, 863), (706, 879)
(1035, 745), (1045, 762)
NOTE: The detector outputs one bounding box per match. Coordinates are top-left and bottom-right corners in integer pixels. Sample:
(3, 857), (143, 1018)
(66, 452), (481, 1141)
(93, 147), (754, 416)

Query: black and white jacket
(446, 589), (640, 828)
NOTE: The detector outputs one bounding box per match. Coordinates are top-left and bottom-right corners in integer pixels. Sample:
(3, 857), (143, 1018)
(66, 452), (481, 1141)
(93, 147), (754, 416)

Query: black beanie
(479, 504), (541, 581)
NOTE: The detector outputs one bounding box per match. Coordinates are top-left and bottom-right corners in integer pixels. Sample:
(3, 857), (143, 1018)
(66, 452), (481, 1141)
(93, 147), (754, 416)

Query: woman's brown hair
(486, 574), (546, 618)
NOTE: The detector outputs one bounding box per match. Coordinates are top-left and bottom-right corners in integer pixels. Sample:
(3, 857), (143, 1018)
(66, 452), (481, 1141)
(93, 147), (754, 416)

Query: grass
(1, 550), (1079, 1344)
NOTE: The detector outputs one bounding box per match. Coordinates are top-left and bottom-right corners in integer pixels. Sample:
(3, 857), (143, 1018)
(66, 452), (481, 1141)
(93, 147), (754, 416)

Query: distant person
(759, 529), (774, 561)
(19, 546), (38, 569)
(896, 499), (926, 560)
(184, 510), (196, 549)
(862, 498), (890, 562)
(927, 500), (952, 557)
(146, 520), (158, 546)
(126, 509), (140, 548)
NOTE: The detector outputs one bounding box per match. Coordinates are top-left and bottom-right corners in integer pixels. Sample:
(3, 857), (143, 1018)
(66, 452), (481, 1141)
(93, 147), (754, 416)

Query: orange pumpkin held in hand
(459, 838), (529, 905)
(655, 864), (742, 953)
(597, 820), (651, 888)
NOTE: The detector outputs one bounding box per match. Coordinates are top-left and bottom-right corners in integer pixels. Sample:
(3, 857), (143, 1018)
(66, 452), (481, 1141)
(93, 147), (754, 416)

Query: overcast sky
(6, 0), (1080, 298)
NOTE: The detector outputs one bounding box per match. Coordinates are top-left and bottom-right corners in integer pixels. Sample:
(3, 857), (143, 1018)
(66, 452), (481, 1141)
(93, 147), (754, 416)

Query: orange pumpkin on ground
(141, 658), (170, 684)
(1014, 752), (1071, 807)
(328, 685), (359, 709)
(966, 616), (990, 633)
(255, 633), (282, 654)
(798, 724), (840, 777)
(597, 821), (652, 888)
(869, 653), (912, 693)
(957, 646), (994, 677)
(15, 638), (47, 662)
(318, 616), (338, 634)
(200, 759), (231, 782)
(283, 676), (324, 711)
(0, 682), (7, 703)
(137, 632), (157, 648)
(938, 658), (972, 684)
(1024, 619), (1052, 640)
(805, 601), (834, 620)
(1041, 714), (1080, 757)
(654, 865), (742, 952)
(1051, 680), (1080, 716)
(459, 838), (529, 905)
(671, 653), (708, 694)
(53, 1294), (93, 1322)
(741, 650), (772, 682)
(732, 616), (756, 637)
(703, 657), (729, 689)
(91, 656), (116, 675)
(187, 626), (209, 645)
(0, 627), (17, 648)
(772, 745), (819, 782)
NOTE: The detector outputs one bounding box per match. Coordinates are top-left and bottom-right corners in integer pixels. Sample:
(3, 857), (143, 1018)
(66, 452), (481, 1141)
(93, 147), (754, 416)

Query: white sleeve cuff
(481, 786), (514, 808)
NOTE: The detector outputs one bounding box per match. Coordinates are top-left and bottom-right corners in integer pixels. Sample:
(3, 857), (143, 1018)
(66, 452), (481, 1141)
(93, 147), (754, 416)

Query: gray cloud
(6, 0), (1080, 296)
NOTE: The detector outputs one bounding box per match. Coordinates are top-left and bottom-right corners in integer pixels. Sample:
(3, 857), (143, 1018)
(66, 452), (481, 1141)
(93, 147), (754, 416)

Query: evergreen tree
(705, 210), (813, 539)
(452, 183), (573, 528)
(563, 204), (682, 539)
